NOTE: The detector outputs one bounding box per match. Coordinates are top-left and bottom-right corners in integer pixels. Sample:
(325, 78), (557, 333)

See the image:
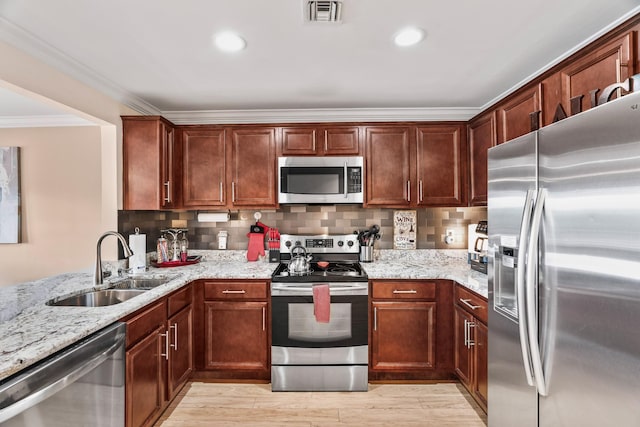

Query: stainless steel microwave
(278, 156), (364, 204)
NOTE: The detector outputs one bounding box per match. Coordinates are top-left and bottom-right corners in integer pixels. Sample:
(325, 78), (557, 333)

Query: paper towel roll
(128, 231), (147, 275)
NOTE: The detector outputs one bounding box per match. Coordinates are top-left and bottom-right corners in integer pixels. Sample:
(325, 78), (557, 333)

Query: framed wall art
(0, 147), (21, 243)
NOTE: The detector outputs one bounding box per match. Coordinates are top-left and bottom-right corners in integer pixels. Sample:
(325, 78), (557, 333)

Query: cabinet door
(322, 126), (360, 155)
(371, 301), (436, 370)
(365, 126), (412, 206)
(474, 321), (488, 411)
(468, 112), (496, 206)
(497, 84), (542, 144)
(167, 305), (193, 400)
(182, 129), (226, 207)
(454, 306), (473, 389)
(560, 32), (633, 114)
(126, 325), (166, 427)
(281, 126), (318, 155)
(415, 125), (467, 206)
(204, 301), (268, 371)
(122, 117), (177, 210)
(228, 127), (277, 207)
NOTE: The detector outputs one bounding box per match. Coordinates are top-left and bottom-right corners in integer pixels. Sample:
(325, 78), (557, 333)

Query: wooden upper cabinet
(181, 128), (226, 208)
(365, 126), (412, 207)
(123, 116), (178, 210)
(560, 31), (634, 114)
(280, 125), (360, 155)
(281, 126), (318, 155)
(415, 125), (467, 207)
(468, 112), (497, 206)
(322, 126), (360, 155)
(496, 84), (542, 144)
(228, 127), (277, 207)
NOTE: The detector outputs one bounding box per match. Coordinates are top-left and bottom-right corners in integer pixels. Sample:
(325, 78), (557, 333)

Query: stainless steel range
(271, 234), (368, 392)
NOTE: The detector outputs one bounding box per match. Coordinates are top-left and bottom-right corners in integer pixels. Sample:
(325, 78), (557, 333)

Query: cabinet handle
(219, 182), (224, 203)
(374, 307), (378, 331)
(459, 298), (482, 310)
(163, 181), (171, 203)
(262, 307), (266, 331)
(170, 323), (178, 351)
(324, 135), (328, 153)
(419, 180), (424, 203)
(231, 182), (236, 203)
(406, 181), (411, 202)
(160, 331), (169, 360)
(222, 289), (246, 294)
(467, 321), (476, 348)
(393, 289), (417, 294)
(463, 319), (469, 347)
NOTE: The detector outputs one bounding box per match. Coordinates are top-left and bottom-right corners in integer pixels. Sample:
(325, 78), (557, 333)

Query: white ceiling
(1, 0), (639, 124)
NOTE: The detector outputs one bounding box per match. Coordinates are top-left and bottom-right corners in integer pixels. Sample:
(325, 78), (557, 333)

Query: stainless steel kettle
(288, 244), (313, 275)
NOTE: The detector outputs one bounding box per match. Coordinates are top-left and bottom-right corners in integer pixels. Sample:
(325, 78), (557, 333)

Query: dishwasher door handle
(0, 323), (125, 423)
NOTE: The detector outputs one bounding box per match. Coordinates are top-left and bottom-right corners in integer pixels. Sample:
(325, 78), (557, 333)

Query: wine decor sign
(0, 147), (21, 243)
(393, 210), (417, 250)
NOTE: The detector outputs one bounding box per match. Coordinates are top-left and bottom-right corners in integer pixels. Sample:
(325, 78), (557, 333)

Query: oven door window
(272, 295), (368, 348)
(280, 167), (343, 195)
(288, 303), (351, 342)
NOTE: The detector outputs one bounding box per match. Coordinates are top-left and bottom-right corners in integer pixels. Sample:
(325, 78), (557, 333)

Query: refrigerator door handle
(526, 187), (548, 396)
(517, 188), (536, 387)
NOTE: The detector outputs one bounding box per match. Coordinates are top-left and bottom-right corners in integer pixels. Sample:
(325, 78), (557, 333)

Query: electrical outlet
(445, 229), (455, 244)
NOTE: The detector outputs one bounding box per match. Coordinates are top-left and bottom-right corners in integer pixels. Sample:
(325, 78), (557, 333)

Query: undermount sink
(47, 289), (146, 307)
(110, 277), (171, 290)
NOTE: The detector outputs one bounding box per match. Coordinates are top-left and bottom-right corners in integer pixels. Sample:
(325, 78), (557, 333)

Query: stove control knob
(295, 240), (302, 247)
(285, 240), (292, 248)
(347, 240), (354, 247)
(337, 240), (344, 247)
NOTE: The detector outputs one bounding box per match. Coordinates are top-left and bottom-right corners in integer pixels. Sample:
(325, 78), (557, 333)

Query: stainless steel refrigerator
(487, 91), (640, 426)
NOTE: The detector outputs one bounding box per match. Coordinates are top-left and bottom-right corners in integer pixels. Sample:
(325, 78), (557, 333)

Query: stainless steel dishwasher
(0, 322), (126, 427)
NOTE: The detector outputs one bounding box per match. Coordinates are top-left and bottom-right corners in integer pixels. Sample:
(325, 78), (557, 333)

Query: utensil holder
(360, 246), (373, 263)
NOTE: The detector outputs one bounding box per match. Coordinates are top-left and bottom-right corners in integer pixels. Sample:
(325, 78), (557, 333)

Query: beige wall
(0, 127), (104, 285)
(0, 39), (139, 286)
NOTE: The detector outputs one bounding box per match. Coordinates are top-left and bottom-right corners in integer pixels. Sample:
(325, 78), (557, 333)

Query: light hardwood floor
(155, 382), (487, 426)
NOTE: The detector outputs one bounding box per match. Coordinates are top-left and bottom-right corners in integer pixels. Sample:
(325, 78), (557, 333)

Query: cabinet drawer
(124, 300), (167, 348)
(204, 281), (268, 300)
(168, 285), (192, 317)
(372, 281), (436, 300)
(455, 285), (487, 324)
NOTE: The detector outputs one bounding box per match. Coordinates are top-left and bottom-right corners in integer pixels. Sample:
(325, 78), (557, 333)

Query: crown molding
(0, 115), (94, 128)
(0, 16), (161, 116)
(162, 107), (480, 125)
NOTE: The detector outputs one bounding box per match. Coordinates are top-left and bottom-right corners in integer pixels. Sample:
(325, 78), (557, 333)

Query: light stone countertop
(0, 249), (486, 381)
(362, 249), (488, 298)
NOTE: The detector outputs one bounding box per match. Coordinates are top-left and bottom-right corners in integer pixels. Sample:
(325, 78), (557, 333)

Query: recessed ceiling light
(393, 27), (425, 47)
(214, 32), (246, 52)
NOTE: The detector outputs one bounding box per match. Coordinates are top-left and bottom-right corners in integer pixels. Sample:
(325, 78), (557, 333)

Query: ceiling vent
(307, 1), (342, 23)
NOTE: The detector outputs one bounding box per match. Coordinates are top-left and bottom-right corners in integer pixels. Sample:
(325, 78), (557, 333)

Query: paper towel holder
(197, 212), (230, 222)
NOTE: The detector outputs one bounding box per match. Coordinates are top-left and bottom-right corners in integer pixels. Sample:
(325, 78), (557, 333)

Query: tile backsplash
(118, 206), (486, 253)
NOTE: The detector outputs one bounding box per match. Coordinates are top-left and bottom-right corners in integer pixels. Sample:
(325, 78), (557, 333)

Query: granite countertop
(0, 249), (486, 381)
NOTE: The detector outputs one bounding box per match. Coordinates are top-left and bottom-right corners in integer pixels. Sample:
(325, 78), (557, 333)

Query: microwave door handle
(344, 162), (348, 198)
(526, 187), (548, 397)
(517, 189), (536, 387)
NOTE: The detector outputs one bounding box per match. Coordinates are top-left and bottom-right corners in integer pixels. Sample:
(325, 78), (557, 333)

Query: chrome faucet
(95, 231), (134, 285)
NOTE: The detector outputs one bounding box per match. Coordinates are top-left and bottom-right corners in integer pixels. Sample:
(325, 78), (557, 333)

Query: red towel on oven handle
(313, 284), (331, 323)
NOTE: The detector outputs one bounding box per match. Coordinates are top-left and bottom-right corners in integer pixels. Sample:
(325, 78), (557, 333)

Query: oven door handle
(271, 285), (368, 293)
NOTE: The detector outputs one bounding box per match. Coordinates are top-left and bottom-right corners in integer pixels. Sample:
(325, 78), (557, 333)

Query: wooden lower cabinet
(369, 280), (454, 381)
(167, 305), (193, 400)
(126, 324), (165, 427)
(454, 284), (488, 412)
(371, 301), (436, 371)
(204, 301), (269, 371)
(194, 280), (270, 381)
(123, 285), (193, 427)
